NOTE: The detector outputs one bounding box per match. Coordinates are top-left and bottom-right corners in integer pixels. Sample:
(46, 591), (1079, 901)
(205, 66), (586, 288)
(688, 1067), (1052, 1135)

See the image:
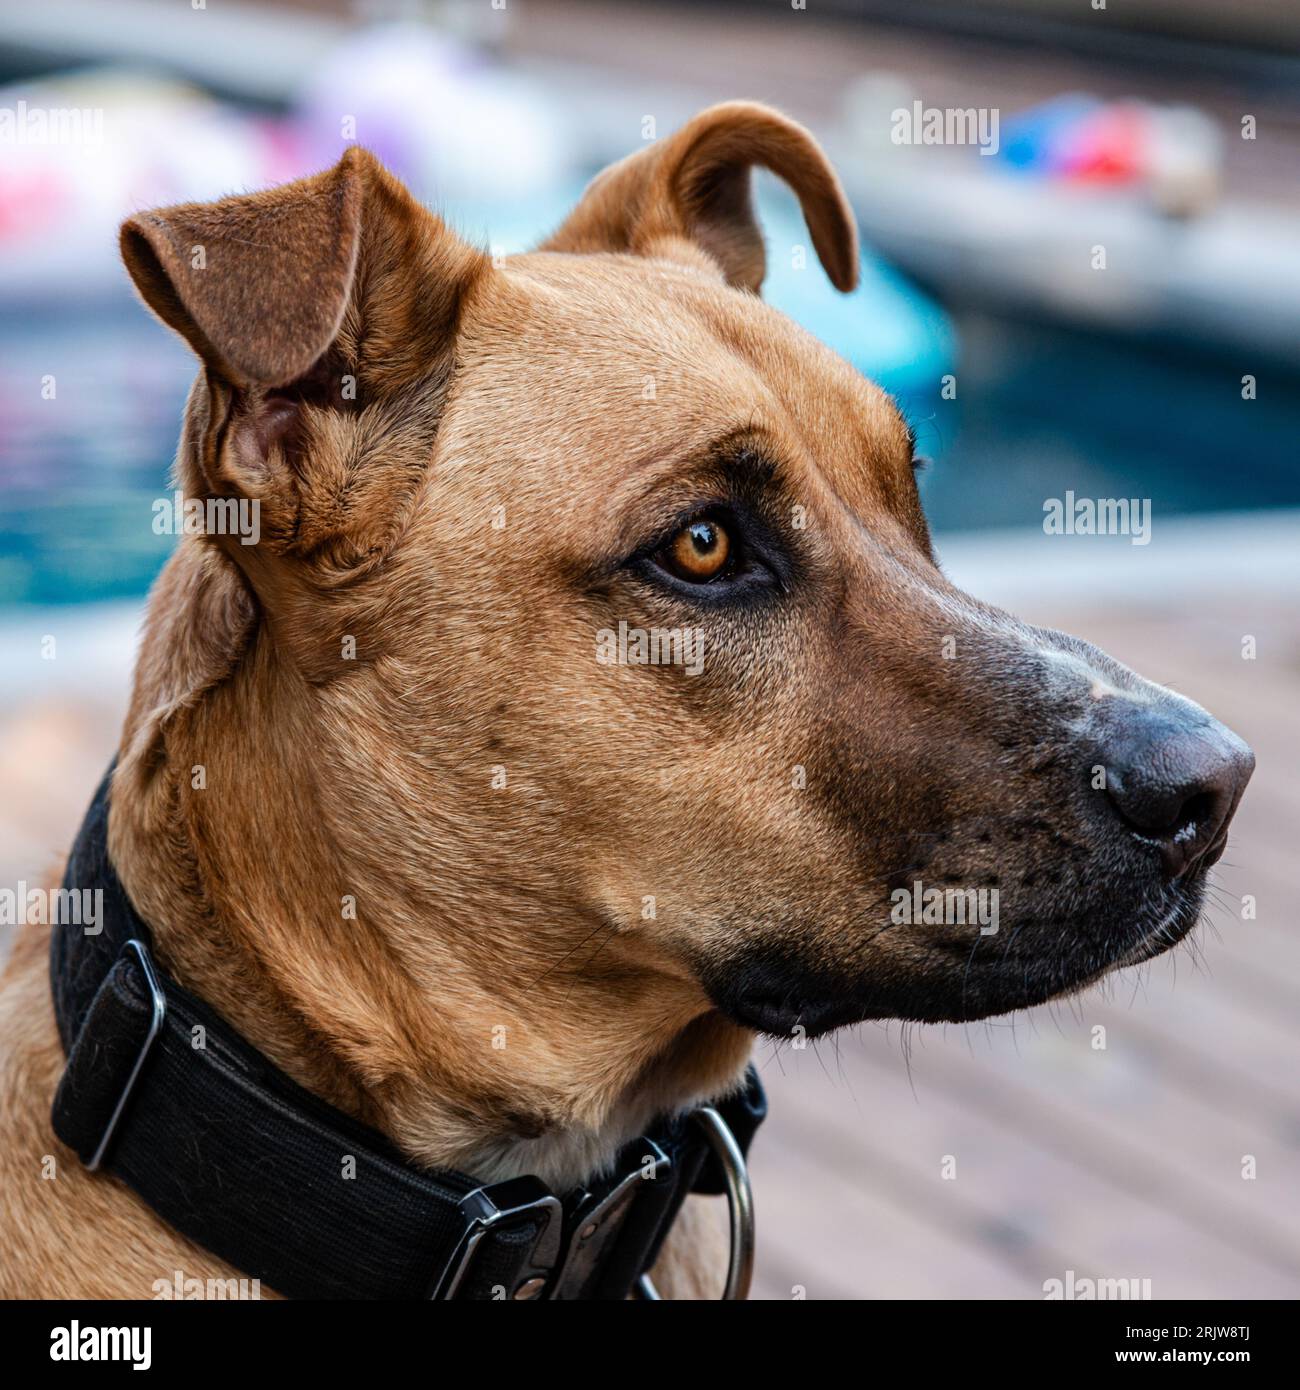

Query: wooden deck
(2, 575), (1295, 1300)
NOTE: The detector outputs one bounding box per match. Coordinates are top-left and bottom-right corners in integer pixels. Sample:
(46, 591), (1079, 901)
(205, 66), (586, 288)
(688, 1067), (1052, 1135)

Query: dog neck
(107, 555), (752, 1191)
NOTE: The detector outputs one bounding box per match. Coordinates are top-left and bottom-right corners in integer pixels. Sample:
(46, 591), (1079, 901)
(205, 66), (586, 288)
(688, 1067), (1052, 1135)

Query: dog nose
(1098, 704), (1254, 878)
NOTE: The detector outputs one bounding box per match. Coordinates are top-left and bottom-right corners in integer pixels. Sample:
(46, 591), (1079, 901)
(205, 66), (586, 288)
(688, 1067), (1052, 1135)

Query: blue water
(0, 305), (188, 606)
(908, 316), (1300, 534)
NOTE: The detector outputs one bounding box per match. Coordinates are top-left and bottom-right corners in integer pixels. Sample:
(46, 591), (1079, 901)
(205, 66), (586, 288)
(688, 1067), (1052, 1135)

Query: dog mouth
(706, 873), (1209, 1040)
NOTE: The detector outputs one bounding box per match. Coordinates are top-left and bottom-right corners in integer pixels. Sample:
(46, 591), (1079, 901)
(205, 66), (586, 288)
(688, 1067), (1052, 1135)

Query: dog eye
(660, 518), (732, 583)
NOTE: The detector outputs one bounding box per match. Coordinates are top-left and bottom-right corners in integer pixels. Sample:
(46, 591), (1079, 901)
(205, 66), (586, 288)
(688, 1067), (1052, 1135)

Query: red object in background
(1061, 103), (1150, 183)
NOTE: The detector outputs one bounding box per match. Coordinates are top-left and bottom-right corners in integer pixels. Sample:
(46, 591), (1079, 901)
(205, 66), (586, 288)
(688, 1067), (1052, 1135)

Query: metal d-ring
(636, 1104), (755, 1301)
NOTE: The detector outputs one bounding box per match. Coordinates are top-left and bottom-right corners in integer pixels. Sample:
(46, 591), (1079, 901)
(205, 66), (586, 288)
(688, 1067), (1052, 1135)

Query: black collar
(49, 766), (765, 1300)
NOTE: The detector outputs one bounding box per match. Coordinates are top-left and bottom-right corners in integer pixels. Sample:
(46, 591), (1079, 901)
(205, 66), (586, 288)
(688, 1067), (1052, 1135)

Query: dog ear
(540, 101), (858, 294)
(121, 150), (488, 553)
(120, 152), (365, 389)
(117, 154), (493, 775)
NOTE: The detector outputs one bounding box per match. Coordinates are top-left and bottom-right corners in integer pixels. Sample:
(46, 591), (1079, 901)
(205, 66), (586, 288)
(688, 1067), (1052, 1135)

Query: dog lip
(1200, 831), (1230, 870)
(1111, 889), (1203, 968)
(707, 988), (862, 1039)
(705, 876), (1209, 1036)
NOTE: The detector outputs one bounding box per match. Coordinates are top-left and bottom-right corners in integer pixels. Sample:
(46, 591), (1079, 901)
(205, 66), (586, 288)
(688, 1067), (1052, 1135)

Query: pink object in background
(1059, 102), (1149, 184)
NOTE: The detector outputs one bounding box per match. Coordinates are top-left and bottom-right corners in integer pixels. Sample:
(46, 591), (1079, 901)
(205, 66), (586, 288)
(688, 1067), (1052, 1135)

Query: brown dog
(0, 102), (1253, 1299)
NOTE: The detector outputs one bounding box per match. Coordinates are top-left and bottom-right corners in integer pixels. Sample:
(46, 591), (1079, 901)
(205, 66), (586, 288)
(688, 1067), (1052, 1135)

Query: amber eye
(663, 518), (731, 582)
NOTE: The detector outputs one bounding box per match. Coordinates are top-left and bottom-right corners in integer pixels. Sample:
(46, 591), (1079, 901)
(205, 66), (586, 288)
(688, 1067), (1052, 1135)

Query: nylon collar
(49, 766), (765, 1300)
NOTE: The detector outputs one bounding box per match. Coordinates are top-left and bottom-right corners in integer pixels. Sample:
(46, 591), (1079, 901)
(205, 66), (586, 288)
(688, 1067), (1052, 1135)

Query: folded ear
(121, 151), (366, 389)
(120, 149), (488, 565)
(540, 101), (858, 294)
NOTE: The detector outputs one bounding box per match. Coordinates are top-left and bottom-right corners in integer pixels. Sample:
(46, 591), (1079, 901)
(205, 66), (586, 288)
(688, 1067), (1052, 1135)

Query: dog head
(114, 103), (1252, 1176)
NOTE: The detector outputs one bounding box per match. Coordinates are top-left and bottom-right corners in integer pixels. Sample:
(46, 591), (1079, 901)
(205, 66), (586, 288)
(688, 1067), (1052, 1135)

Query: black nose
(1099, 704), (1254, 878)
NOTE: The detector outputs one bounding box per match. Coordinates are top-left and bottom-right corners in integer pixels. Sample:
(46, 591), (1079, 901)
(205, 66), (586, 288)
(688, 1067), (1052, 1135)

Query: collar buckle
(430, 1176), (563, 1300)
(549, 1136), (673, 1300)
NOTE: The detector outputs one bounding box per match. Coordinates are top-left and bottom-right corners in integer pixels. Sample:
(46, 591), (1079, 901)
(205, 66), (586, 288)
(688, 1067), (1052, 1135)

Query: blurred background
(1, 0), (1297, 1298)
